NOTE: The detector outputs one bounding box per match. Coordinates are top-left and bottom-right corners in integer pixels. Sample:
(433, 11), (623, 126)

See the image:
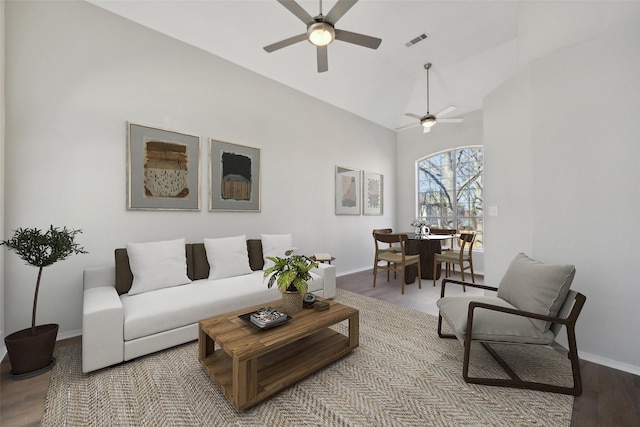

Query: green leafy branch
(1, 225), (88, 333)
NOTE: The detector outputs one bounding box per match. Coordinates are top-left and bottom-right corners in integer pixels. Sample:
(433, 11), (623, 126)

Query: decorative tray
(238, 309), (292, 331)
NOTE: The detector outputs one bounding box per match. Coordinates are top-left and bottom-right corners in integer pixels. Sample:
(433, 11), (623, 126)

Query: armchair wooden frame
(437, 278), (587, 396)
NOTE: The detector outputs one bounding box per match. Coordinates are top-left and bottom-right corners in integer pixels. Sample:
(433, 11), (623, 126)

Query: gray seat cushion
(497, 253), (575, 332)
(437, 296), (556, 345)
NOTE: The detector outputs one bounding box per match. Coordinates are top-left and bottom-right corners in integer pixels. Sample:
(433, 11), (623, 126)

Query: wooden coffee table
(198, 299), (359, 411)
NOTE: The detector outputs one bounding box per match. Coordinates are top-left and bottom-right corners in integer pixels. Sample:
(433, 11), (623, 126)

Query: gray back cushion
(497, 253), (576, 331)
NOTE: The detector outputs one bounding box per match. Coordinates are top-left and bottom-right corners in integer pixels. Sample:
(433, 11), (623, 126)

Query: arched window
(417, 146), (483, 249)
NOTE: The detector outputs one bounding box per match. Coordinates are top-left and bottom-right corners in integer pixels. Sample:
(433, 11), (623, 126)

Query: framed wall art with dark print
(209, 139), (261, 211)
(127, 122), (200, 210)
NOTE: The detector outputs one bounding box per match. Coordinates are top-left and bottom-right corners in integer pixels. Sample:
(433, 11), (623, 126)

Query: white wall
(485, 2), (640, 374)
(3, 1), (396, 338)
(396, 109), (485, 274)
(1, 0), (6, 360)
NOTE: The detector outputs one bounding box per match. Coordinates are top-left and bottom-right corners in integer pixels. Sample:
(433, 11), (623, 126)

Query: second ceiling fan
(398, 63), (464, 133)
(263, 0), (382, 73)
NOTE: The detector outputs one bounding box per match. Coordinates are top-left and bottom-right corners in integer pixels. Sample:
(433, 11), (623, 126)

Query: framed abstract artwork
(335, 166), (361, 215)
(209, 139), (261, 211)
(363, 171), (383, 215)
(127, 122), (200, 210)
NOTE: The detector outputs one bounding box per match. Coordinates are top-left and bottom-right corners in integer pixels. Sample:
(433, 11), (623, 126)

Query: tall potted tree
(1, 225), (87, 379)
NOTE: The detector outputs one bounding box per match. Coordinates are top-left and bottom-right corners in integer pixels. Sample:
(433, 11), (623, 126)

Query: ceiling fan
(398, 63), (464, 133)
(263, 0), (382, 73)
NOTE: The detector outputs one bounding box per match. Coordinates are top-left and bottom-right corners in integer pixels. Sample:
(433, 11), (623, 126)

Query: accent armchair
(436, 253), (586, 395)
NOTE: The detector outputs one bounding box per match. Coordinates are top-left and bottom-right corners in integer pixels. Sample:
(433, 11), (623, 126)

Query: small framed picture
(127, 122), (200, 210)
(335, 166), (361, 215)
(209, 139), (261, 211)
(363, 171), (383, 215)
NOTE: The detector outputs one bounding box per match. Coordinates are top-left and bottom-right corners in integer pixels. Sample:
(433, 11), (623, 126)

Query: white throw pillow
(261, 233), (293, 270)
(204, 235), (252, 280)
(126, 238), (191, 296)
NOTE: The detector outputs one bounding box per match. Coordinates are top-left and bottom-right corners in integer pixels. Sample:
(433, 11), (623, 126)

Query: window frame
(415, 145), (484, 250)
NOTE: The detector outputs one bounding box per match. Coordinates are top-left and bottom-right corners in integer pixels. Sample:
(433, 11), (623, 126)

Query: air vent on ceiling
(405, 33), (428, 48)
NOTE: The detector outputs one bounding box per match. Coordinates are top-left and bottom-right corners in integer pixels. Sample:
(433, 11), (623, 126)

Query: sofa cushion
(437, 296), (555, 345)
(120, 270), (326, 341)
(497, 253), (576, 331)
(247, 239), (264, 271)
(125, 238), (191, 296)
(261, 233), (293, 269)
(204, 235), (252, 280)
(121, 272), (277, 340)
(115, 245), (194, 295)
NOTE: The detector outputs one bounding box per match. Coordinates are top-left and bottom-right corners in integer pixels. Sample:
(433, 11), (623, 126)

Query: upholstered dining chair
(373, 232), (421, 294)
(432, 230), (476, 290)
(436, 253), (586, 395)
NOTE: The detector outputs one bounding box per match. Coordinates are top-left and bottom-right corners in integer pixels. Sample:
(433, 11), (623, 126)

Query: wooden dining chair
(373, 232), (421, 294)
(429, 228), (457, 252)
(432, 231), (476, 291)
(372, 228), (395, 279)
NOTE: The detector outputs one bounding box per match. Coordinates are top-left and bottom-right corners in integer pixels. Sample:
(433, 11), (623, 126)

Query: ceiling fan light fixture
(421, 115), (437, 128)
(308, 21), (335, 46)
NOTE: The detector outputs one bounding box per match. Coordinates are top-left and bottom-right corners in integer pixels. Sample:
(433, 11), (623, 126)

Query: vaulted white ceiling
(88, 0), (525, 130)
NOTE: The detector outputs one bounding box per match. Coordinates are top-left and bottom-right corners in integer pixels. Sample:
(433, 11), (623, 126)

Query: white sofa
(82, 239), (336, 373)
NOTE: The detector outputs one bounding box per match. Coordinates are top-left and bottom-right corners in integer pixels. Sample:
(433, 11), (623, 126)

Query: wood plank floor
(341, 269), (640, 427)
(1, 269), (638, 426)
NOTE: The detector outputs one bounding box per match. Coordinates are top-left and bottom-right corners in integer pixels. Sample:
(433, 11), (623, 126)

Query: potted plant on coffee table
(264, 250), (319, 314)
(1, 225), (87, 379)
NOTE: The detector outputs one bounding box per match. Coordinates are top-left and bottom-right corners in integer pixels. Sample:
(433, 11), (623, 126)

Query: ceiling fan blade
(434, 105), (456, 118)
(276, 0), (313, 24)
(325, 0), (358, 24)
(317, 45), (328, 73)
(396, 122), (420, 131)
(423, 126), (432, 134)
(263, 33), (307, 52)
(438, 118), (464, 123)
(405, 113), (423, 120)
(334, 29), (382, 49)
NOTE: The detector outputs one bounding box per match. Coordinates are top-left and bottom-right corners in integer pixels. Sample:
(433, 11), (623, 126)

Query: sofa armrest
(82, 284), (124, 373)
(83, 266), (116, 290)
(312, 263), (336, 299)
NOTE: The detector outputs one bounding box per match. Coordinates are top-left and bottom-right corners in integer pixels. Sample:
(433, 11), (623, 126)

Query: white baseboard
(579, 351), (640, 376)
(337, 267), (370, 277)
(58, 329), (82, 341)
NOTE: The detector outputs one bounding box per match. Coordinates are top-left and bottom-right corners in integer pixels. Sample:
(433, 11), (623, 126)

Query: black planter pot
(4, 323), (58, 379)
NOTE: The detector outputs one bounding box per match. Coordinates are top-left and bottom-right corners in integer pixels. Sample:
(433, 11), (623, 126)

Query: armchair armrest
(441, 278), (497, 298)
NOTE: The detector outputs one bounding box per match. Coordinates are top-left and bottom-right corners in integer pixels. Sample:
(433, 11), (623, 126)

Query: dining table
(403, 232), (459, 284)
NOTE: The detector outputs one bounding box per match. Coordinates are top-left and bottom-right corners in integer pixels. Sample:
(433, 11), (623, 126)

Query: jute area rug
(42, 289), (573, 426)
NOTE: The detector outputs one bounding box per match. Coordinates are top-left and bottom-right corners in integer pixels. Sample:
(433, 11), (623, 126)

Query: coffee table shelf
(198, 299), (359, 411)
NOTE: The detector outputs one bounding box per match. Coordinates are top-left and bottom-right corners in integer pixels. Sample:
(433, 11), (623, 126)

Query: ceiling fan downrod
(424, 62), (432, 114)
